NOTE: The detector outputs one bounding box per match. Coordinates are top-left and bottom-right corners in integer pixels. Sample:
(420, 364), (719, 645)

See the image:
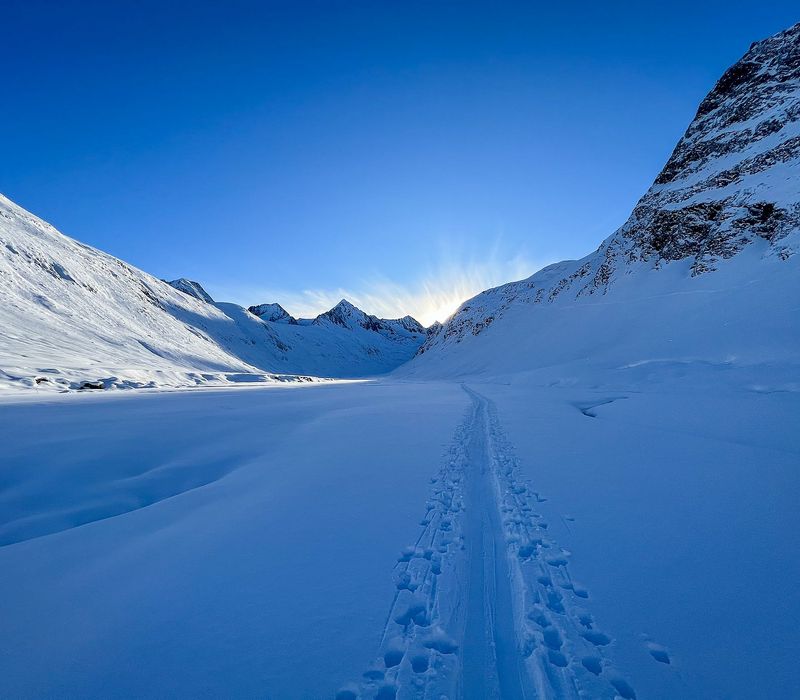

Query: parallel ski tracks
(341, 385), (636, 700)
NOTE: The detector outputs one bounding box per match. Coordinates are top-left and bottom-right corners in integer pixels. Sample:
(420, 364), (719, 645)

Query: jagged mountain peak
(332, 298), (358, 311)
(385, 315), (426, 335)
(691, 21), (800, 127)
(166, 278), (214, 304)
(315, 298), (383, 331)
(313, 299), (427, 337)
(397, 315), (426, 334)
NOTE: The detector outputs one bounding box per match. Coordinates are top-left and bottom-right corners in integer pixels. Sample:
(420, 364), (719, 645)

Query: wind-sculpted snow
(412, 23), (800, 364)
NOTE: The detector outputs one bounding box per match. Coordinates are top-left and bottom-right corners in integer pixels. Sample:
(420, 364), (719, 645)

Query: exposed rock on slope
(314, 299), (384, 330)
(413, 22), (800, 360)
(248, 302), (298, 324)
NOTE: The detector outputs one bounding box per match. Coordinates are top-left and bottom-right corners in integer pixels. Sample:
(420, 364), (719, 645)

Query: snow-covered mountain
(248, 302), (298, 324)
(404, 22), (800, 380)
(0, 196), (426, 391)
(313, 299), (426, 338)
(165, 278), (215, 304)
(232, 297), (426, 378)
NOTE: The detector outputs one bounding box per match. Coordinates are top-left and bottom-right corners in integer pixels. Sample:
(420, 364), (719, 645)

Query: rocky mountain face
(626, 21), (800, 271)
(247, 298), (427, 339)
(415, 22), (800, 359)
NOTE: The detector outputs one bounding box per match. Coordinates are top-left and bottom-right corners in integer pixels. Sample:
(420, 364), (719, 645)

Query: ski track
(340, 385), (638, 699)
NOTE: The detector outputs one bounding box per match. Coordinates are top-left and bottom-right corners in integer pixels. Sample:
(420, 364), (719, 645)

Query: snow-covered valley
(1, 374), (797, 698)
(1, 18), (799, 700)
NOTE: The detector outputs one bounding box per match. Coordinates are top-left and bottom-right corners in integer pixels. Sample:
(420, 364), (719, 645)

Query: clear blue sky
(2, 1), (797, 323)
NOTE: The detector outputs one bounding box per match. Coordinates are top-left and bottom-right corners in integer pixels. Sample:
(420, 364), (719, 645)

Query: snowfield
(1, 374), (797, 699)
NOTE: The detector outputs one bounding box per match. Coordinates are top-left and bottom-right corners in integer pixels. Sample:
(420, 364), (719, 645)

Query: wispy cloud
(211, 240), (554, 326)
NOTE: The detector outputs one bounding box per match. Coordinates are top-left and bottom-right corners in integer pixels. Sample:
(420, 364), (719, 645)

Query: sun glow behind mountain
(214, 244), (548, 326)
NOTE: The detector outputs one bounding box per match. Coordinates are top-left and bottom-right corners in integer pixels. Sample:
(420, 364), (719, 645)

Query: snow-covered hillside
(0, 195), (425, 391)
(406, 22), (800, 380)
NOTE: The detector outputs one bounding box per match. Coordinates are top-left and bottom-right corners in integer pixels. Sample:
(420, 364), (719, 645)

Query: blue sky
(2, 1), (797, 324)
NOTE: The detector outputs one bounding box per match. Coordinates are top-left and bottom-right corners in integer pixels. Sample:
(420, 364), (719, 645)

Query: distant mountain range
(1, 22), (798, 392)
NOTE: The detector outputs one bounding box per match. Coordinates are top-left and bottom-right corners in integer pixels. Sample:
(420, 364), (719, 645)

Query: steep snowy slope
(406, 22), (800, 380)
(0, 195), (425, 391)
(0, 194), (283, 391)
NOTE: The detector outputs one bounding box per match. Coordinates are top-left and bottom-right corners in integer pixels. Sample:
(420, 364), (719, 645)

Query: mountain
(315, 298), (384, 330)
(248, 302), (298, 324)
(313, 299), (426, 337)
(166, 278), (215, 303)
(404, 22), (800, 381)
(237, 298), (426, 377)
(0, 196), (426, 391)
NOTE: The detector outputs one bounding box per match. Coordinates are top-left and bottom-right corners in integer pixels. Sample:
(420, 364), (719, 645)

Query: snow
(249, 302), (297, 323)
(166, 278), (215, 303)
(0, 381), (469, 698)
(403, 243), (800, 382)
(468, 375), (799, 699)
(1, 20), (799, 700)
(1, 369), (797, 698)
(0, 194), (425, 392)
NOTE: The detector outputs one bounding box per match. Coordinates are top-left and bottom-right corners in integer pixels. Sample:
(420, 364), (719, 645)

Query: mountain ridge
(411, 22), (800, 367)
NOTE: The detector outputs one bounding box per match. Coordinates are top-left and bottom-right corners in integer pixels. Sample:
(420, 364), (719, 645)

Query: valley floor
(1, 375), (798, 698)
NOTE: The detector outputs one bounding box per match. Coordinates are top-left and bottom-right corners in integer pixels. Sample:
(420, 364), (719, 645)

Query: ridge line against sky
(208, 239), (547, 325)
(2, 1), (798, 327)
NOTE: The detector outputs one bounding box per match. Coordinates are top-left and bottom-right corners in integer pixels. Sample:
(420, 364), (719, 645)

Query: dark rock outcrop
(418, 22), (800, 353)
